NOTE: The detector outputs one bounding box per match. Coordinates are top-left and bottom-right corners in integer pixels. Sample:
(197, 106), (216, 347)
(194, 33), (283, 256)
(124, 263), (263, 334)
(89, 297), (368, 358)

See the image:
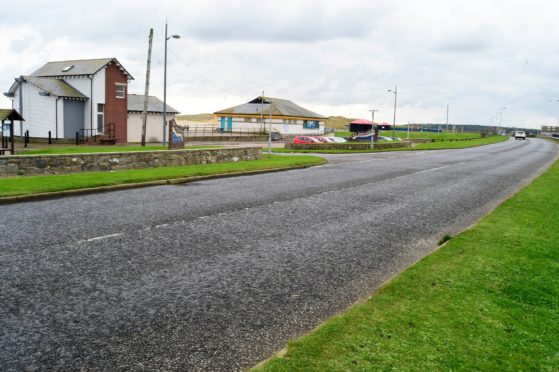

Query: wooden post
(10, 121), (14, 154)
(141, 28), (154, 147)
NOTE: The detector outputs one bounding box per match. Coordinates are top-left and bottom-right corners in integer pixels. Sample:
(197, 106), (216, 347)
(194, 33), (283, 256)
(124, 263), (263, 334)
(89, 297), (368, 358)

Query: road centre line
(415, 165), (451, 174)
(83, 233), (123, 242)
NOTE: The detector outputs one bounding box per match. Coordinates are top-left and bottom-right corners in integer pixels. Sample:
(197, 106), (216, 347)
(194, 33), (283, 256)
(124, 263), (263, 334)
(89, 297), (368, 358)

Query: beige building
(541, 125), (559, 134)
(214, 96), (325, 135)
(127, 94), (179, 143)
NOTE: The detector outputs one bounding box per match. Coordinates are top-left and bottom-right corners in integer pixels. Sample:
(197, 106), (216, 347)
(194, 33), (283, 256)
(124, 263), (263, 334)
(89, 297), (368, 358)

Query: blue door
(227, 117), (233, 130)
(220, 117), (225, 131)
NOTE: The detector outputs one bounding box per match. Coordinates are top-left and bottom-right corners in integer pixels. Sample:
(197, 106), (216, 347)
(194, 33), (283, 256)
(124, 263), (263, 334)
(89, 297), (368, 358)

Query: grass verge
(255, 157), (559, 371)
(334, 130), (482, 139)
(16, 145), (219, 155)
(413, 135), (507, 149)
(0, 155), (324, 198)
(274, 136), (507, 154)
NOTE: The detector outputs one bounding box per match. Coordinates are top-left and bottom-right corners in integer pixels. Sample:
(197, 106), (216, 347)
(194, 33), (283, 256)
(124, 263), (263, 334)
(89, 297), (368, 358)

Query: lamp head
(172, 34), (181, 39)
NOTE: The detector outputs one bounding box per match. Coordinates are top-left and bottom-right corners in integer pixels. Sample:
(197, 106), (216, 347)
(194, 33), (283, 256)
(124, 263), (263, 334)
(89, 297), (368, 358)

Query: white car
(329, 137), (348, 143)
(514, 131), (526, 140)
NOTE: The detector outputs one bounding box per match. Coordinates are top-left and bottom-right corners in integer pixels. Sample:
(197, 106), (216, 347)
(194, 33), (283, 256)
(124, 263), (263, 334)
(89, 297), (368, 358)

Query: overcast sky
(2, 0), (559, 128)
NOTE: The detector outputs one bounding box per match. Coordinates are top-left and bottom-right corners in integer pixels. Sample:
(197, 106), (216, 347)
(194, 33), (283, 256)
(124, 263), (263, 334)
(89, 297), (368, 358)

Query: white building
(4, 58), (133, 142)
(127, 94), (179, 143)
(214, 96), (325, 135)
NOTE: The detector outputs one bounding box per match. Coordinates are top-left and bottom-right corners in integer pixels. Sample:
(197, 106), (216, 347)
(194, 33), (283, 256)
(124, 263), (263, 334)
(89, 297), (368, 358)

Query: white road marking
(415, 165), (450, 174)
(84, 233), (123, 242)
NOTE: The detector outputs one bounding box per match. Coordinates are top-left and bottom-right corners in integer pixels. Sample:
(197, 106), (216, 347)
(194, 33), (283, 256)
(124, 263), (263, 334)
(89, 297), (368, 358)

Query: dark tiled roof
(0, 109), (24, 121)
(127, 94), (179, 114)
(31, 58), (133, 80)
(23, 76), (88, 99)
(214, 96), (325, 119)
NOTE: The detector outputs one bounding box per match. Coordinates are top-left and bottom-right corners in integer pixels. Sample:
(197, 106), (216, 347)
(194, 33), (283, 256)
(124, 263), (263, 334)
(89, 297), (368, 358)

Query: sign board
(168, 119), (186, 150)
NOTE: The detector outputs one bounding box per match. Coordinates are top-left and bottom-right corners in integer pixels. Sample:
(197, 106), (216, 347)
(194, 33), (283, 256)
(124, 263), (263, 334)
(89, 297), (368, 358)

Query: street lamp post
(388, 86), (398, 140)
(163, 22), (180, 146)
(369, 109), (378, 149)
(498, 106), (506, 134)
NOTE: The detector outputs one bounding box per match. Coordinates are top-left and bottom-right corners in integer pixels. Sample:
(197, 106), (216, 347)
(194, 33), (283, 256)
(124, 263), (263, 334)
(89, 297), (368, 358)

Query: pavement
(0, 138), (557, 371)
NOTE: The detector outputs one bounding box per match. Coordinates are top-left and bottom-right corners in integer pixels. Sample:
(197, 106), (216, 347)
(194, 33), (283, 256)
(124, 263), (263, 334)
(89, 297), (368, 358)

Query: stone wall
(285, 142), (412, 150)
(0, 147), (262, 177)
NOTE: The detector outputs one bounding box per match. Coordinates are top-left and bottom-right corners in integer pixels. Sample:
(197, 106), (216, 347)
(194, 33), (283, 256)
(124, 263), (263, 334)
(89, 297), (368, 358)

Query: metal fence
(183, 126), (267, 137)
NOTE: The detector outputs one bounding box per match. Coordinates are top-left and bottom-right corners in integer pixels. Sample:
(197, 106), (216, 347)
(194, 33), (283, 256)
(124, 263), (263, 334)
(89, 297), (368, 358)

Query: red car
(293, 136), (321, 144)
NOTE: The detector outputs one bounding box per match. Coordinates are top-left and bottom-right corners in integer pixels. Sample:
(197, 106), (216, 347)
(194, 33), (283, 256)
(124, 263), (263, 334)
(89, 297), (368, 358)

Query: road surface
(0, 138), (556, 371)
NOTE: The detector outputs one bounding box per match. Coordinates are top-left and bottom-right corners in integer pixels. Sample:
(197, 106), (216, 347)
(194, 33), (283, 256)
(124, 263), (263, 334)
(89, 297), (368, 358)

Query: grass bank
(275, 136), (506, 154)
(256, 157), (559, 371)
(16, 145), (219, 155)
(0, 155), (324, 198)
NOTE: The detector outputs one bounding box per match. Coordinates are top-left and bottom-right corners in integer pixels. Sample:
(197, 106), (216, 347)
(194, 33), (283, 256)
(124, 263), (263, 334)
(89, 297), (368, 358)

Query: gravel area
(0, 138), (556, 371)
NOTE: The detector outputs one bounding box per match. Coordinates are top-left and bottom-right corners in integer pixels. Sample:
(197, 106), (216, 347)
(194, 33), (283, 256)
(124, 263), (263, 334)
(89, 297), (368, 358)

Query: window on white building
(97, 104), (104, 132)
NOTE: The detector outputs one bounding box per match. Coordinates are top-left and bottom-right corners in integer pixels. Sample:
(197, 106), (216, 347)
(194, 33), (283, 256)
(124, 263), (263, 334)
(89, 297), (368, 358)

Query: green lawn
(275, 136), (506, 154)
(413, 135), (507, 149)
(16, 145), (219, 155)
(334, 130), (482, 139)
(0, 155), (325, 197)
(256, 158), (559, 371)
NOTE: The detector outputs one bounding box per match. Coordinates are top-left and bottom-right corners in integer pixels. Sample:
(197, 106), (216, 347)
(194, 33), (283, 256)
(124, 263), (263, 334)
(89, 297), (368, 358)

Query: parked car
(514, 131), (526, 140)
(312, 136), (329, 143)
(329, 137), (348, 143)
(293, 136), (321, 144)
(322, 137), (337, 142)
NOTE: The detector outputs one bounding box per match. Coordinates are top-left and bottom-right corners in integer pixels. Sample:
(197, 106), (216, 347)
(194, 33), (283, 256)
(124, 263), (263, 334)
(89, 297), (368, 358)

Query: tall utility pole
(498, 106), (506, 134)
(388, 86), (398, 140)
(369, 108), (378, 149)
(260, 90), (264, 130)
(141, 28), (154, 147)
(446, 104), (449, 132)
(163, 21), (181, 146)
(268, 107), (272, 154)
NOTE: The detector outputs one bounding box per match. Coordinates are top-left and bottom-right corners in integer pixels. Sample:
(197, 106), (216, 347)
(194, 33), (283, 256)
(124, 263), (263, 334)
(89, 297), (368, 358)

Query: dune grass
(255, 157), (559, 371)
(0, 155), (325, 197)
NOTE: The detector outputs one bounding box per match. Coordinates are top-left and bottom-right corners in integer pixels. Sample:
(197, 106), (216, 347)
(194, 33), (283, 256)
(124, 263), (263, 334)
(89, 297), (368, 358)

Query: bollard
(48, 131), (52, 144)
(24, 130), (29, 148)
(76, 132), (79, 145)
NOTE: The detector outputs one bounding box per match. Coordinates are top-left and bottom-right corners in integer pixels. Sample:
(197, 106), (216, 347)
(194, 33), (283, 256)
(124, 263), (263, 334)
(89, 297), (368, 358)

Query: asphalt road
(1, 138), (557, 371)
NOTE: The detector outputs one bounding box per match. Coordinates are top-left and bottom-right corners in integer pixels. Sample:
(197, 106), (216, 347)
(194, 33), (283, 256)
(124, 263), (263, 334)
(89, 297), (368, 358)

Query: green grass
(16, 145), (219, 155)
(256, 158), (559, 371)
(413, 135), (507, 149)
(0, 155), (325, 197)
(275, 136), (506, 154)
(334, 130), (481, 139)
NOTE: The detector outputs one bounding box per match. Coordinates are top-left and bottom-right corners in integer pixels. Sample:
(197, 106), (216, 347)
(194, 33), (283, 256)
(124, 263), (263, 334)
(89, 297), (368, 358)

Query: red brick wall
(104, 62), (128, 143)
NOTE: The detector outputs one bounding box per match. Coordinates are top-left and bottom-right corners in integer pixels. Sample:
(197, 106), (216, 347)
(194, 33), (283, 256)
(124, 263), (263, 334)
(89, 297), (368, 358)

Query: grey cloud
(435, 39), (492, 54)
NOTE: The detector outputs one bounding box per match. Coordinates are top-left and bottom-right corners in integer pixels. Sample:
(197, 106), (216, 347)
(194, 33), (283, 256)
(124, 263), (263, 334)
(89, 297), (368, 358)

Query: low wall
(0, 147), (262, 177)
(285, 142), (412, 150)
